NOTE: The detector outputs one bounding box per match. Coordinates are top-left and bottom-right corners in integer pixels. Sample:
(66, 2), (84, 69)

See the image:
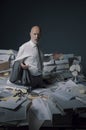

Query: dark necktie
(37, 44), (42, 70)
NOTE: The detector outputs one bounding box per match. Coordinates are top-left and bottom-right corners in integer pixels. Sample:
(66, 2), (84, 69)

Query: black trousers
(30, 75), (43, 89)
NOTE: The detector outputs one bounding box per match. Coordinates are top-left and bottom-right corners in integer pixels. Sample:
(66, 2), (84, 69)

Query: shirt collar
(30, 40), (37, 48)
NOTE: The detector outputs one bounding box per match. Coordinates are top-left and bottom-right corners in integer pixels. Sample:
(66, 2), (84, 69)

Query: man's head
(30, 26), (41, 44)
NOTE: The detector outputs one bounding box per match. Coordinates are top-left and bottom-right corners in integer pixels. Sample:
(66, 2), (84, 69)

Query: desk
(0, 77), (86, 130)
(28, 80), (86, 130)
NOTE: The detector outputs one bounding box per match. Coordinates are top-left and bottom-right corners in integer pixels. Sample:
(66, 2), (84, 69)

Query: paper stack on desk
(0, 99), (31, 123)
(0, 49), (17, 77)
(0, 85), (28, 110)
(0, 96), (27, 109)
(0, 55), (10, 71)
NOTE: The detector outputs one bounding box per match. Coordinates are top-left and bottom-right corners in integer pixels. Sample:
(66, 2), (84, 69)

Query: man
(10, 26), (44, 89)
(10, 25), (62, 90)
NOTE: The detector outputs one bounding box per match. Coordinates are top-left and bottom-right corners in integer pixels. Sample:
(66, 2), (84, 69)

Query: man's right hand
(21, 63), (29, 69)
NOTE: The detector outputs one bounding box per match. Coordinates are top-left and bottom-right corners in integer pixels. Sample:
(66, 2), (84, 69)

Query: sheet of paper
(31, 97), (52, 120)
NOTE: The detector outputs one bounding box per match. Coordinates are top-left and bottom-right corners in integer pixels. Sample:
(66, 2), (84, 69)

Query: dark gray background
(0, 0), (86, 75)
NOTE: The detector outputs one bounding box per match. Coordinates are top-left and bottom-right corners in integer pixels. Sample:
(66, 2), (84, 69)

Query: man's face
(30, 27), (41, 44)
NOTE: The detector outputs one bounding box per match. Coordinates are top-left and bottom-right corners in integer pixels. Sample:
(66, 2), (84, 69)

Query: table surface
(0, 76), (86, 130)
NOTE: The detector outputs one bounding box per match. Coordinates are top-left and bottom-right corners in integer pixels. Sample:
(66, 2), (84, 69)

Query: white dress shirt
(15, 40), (43, 76)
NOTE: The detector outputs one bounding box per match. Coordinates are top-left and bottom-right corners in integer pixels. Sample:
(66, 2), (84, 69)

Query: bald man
(10, 26), (62, 90)
(10, 26), (44, 90)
